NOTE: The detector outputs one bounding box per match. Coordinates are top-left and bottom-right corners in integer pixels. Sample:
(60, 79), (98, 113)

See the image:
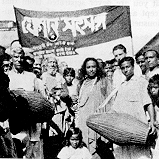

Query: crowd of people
(0, 40), (159, 159)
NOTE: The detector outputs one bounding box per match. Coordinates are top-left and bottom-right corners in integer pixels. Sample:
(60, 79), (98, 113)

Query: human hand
(149, 121), (157, 135)
(154, 121), (159, 129)
(71, 104), (79, 111)
(55, 90), (61, 96)
(71, 95), (78, 104)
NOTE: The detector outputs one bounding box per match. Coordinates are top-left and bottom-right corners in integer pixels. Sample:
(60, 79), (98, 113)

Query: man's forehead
(113, 49), (125, 55)
(137, 55), (145, 59)
(145, 51), (157, 57)
(137, 56), (145, 62)
(48, 57), (57, 62)
(121, 61), (131, 66)
(34, 60), (41, 65)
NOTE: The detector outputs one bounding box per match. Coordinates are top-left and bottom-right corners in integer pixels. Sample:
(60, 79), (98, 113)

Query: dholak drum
(86, 112), (150, 146)
(11, 90), (55, 123)
(9, 90), (55, 134)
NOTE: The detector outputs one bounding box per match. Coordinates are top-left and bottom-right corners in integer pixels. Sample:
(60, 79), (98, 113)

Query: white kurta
(57, 146), (92, 159)
(112, 75), (152, 159)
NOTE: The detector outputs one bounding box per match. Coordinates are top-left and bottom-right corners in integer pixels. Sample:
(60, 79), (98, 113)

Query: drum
(11, 90), (55, 122)
(86, 111), (150, 145)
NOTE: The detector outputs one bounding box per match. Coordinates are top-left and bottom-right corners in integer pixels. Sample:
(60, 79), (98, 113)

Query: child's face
(149, 83), (159, 97)
(2, 60), (11, 74)
(65, 75), (74, 85)
(70, 134), (80, 149)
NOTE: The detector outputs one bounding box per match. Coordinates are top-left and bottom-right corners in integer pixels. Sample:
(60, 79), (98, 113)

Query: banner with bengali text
(14, 6), (132, 57)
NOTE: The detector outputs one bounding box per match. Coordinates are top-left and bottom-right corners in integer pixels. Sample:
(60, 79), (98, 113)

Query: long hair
(147, 74), (159, 106)
(78, 57), (104, 86)
(64, 127), (86, 148)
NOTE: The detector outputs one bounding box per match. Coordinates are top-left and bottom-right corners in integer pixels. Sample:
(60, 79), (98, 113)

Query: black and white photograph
(0, 0), (159, 158)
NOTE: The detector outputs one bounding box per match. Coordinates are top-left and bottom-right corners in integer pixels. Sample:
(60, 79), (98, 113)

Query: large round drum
(86, 112), (150, 146)
(11, 89), (55, 123)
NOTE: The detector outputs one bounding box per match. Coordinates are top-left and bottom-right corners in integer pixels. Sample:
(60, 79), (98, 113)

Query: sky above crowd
(0, 0), (159, 54)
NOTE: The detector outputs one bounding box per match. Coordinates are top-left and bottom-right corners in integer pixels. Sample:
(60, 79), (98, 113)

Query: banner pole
(131, 37), (135, 57)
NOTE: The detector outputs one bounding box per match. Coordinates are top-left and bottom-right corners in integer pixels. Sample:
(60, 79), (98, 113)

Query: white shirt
(145, 67), (159, 80)
(112, 63), (142, 89)
(41, 71), (65, 91)
(8, 69), (36, 91)
(67, 79), (79, 97)
(57, 146), (92, 159)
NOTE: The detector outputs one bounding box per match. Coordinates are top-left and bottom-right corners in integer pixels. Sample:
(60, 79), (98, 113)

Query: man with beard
(41, 56), (69, 158)
(41, 56), (69, 133)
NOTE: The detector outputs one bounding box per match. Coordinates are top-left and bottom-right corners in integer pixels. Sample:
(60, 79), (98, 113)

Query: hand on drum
(154, 121), (159, 129)
(149, 121), (157, 135)
(71, 95), (78, 104)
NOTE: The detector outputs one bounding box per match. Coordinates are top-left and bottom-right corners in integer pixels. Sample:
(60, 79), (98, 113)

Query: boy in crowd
(148, 74), (159, 159)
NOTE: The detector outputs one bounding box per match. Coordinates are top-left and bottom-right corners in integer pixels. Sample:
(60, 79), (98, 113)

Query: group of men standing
(109, 44), (159, 159)
(1, 39), (159, 159)
(0, 40), (70, 158)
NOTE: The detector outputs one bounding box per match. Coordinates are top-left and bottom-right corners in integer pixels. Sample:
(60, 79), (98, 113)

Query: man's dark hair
(24, 56), (35, 63)
(10, 40), (20, 47)
(118, 56), (135, 67)
(0, 46), (7, 66)
(23, 56), (35, 72)
(0, 45), (6, 56)
(109, 58), (117, 64)
(149, 74), (159, 86)
(135, 52), (144, 61)
(105, 60), (113, 65)
(113, 44), (127, 53)
(148, 74), (159, 105)
(63, 67), (76, 78)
